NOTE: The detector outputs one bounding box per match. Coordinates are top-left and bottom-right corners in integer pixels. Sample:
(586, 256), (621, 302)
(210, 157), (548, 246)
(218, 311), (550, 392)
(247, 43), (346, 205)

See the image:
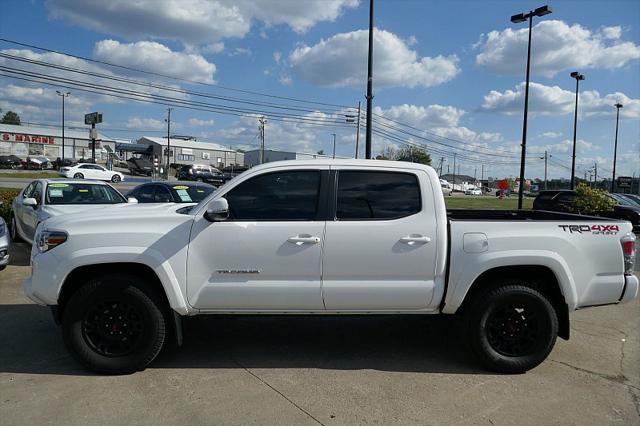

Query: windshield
(171, 185), (216, 202)
(610, 194), (635, 207)
(45, 183), (127, 205)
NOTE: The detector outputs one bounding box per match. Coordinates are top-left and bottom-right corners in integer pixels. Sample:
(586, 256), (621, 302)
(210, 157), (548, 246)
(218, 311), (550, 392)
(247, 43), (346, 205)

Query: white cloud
(228, 47), (252, 57)
(289, 29), (460, 88)
(273, 51), (282, 65)
(125, 117), (166, 130)
(539, 131), (563, 139)
(47, 0), (359, 44)
(93, 40), (216, 84)
(278, 74), (293, 86)
(374, 104), (465, 128)
(476, 20), (640, 77)
(188, 118), (215, 127)
(202, 42), (225, 54)
(0, 83), (91, 122)
(481, 82), (640, 119)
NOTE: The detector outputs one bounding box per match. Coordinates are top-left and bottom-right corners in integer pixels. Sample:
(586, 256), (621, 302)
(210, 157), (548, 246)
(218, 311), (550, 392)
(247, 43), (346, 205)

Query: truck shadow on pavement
(0, 303), (484, 376)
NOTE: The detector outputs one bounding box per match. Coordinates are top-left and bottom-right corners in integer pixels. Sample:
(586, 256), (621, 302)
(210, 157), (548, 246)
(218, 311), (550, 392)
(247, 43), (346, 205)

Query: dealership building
(244, 148), (347, 167)
(0, 123), (117, 161)
(138, 136), (244, 168)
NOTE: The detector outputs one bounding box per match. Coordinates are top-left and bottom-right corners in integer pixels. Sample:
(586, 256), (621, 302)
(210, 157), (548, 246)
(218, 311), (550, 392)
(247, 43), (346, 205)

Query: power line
(0, 37), (352, 109)
(0, 67), (356, 129)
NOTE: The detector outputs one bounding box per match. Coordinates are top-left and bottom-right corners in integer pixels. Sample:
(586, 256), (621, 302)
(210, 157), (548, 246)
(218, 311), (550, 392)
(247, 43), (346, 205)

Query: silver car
(10, 179), (130, 244)
(0, 215), (9, 271)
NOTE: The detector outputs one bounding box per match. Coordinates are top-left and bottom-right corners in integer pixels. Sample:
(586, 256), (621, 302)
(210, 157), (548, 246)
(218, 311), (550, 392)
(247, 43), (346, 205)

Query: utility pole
(474, 166), (477, 182)
(355, 101), (361, 158)
(332, 133), (337, 159)
(540, 150), (548, 190)
(258, 116), (266, 164)
(165, 107), (173, 178)
(611, 103), (623, 192)
(56, 91), (70, 162)
(569, 71), (585, 189)
(438, 157), (445, 177)
(481, 164), (485, 181)
(364, 0), (374, 159)
(594, 162), (597, 188)
(452, 153), (457, 192)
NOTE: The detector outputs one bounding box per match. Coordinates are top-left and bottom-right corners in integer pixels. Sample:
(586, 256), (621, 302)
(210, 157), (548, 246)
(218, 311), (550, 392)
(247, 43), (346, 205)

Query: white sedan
(10, 179), (132, 244)
(465, 188), (482, 196)
(59, 163), (125, 183)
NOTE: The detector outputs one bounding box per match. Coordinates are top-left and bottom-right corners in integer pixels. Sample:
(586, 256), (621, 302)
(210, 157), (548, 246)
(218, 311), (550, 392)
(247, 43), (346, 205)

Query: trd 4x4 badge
(558, 224), (620, 235)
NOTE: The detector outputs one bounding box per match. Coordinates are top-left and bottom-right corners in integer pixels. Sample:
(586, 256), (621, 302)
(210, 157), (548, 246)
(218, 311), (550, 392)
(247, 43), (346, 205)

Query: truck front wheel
(61, 274), (166, 374)
(466, 284), (558, 373)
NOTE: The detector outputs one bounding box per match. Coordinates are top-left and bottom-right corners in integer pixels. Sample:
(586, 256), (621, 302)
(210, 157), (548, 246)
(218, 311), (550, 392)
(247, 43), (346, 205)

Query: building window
(176, 154), (195, 161)
(202, 152), (210, 160)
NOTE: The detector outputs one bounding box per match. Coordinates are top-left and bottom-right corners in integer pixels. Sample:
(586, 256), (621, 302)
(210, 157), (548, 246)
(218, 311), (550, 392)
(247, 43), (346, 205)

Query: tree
(569, 183), (615, 215)
(395, 147), (431, 165)
(0, 110), (21, 125)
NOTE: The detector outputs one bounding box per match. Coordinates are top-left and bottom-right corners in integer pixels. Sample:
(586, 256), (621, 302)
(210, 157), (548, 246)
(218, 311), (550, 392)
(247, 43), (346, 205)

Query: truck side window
(225, 171), (320, 220)
(135, 185), (156, 203)
(336, 171), (421, 220)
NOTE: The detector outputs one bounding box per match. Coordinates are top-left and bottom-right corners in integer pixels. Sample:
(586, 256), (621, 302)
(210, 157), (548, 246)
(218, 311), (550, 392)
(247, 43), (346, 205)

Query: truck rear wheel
(62, 274), (166, 374)
(465, 284), (558, 373)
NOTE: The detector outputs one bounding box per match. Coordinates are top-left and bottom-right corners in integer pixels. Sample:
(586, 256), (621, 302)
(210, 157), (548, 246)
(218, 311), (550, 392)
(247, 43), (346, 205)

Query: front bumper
(620, 274), (639, 303)
(0, 246), (9, 267)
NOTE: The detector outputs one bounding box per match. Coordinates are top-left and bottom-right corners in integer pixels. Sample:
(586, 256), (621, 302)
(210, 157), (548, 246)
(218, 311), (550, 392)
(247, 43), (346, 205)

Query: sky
(0, 0), (638, 180)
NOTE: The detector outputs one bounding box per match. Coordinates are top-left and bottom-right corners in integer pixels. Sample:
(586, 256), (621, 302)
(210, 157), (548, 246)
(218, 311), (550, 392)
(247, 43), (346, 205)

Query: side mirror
(23, 197), (38, 208)
(204, 198), (229, 222)
(127, 197), (138, 204)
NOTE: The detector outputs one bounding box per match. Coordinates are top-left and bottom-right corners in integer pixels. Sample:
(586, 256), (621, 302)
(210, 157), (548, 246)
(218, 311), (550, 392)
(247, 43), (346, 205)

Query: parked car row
(533, 189), (640, 233)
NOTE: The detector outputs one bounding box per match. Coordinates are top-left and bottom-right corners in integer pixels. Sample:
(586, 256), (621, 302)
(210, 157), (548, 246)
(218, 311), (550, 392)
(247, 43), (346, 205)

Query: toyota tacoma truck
(24, 160), (638, 374)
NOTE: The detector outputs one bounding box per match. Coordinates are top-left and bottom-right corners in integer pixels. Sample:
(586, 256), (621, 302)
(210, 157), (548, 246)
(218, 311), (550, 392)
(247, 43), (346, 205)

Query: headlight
(36, 230), (68, 253)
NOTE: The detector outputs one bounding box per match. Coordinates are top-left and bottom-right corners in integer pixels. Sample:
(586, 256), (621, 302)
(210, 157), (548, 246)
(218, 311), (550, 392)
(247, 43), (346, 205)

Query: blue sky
(1, 0), (638, 179)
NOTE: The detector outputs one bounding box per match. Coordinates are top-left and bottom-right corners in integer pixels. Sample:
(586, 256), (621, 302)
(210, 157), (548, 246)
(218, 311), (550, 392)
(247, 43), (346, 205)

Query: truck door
(186, 168), (328, 311)
(322, 169), (438, 311)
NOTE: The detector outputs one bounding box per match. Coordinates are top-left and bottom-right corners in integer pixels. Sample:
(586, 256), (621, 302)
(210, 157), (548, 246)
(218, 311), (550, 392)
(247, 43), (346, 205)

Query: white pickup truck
(24, 160), (638, 374)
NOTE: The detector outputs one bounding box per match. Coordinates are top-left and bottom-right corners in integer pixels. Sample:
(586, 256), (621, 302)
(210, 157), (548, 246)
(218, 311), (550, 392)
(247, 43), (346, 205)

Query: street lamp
(56, 90), (70, 162)
(511, 4), (552, 209)
(569, 71), (585, 190)
(611, 102), (623, 192)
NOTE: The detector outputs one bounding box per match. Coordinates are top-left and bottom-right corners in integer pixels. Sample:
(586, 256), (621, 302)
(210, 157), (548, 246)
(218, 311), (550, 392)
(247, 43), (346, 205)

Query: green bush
(0, 188), (20, 223)
(569, 183), (615, 215)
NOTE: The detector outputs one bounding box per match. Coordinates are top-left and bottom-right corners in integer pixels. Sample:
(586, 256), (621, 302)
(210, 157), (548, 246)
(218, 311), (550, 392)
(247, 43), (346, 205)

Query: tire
(62, 274), (166, 374)
(73, 173), (84, 179)
(10, 214), (23, 243)
(465, 284), (558, 374)
(111, 174), (121, 183)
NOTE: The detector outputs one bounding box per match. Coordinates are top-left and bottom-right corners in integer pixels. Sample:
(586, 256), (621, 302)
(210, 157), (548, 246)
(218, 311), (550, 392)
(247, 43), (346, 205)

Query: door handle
(400, 235), (431, 245)
(288, 235), (320, 245)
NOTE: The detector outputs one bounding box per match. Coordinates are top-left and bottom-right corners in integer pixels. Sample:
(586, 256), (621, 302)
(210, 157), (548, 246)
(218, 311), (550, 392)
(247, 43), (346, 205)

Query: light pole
(332, 133), (337, 159)
(569, 71), (585, 189)
(56, 91), (70, 162)
(511, 5), (552, 209)
(365, 0), (374, 159)
(611, 102), (623, 192)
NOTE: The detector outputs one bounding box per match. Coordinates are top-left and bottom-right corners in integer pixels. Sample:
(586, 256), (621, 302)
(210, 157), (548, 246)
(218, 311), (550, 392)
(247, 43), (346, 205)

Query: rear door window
(336, 171), (421, 220)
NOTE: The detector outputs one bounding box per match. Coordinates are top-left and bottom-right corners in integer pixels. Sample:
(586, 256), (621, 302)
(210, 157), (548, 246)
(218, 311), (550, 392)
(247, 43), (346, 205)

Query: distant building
(0, 123), (116, 161)
(244, 149), (347, 167)
(138, 136), (244, 168)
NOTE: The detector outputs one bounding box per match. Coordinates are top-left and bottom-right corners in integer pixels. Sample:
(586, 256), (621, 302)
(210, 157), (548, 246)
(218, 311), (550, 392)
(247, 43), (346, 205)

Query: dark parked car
(0, 155), (22, 169)
(533, 190), (640, 232)
(127, 157), (153, 176)
(126, 181), (216, 204)
(221, 165), (249, 182)
(176, 164), (224, 185)
(614, 193), (640, 207)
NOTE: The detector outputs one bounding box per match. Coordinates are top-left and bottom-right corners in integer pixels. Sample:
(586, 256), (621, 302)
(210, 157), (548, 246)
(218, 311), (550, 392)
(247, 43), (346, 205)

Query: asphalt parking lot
(1, 243), (638, 425)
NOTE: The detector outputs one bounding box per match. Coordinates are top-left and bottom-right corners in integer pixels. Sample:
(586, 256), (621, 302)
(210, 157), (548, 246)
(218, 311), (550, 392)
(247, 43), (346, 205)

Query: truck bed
(446, 209), (617, 222)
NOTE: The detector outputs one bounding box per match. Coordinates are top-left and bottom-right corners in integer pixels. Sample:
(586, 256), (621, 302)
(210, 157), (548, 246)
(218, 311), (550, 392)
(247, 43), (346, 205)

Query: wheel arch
(455, 265), (570, 340)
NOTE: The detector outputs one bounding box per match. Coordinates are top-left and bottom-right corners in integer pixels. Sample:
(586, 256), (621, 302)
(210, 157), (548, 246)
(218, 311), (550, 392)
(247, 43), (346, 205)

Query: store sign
(1, 133), (56, 144)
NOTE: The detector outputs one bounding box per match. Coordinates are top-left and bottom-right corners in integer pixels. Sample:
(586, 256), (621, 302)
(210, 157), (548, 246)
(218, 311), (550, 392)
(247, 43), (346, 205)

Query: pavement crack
(550, 360), (640, 392)
(233, 360), (324, 426)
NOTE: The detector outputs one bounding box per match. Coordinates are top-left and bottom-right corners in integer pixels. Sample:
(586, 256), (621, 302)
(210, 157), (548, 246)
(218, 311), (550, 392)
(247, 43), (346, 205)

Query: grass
(445, 196), (534, 210)
(0, 171), (59, 179)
